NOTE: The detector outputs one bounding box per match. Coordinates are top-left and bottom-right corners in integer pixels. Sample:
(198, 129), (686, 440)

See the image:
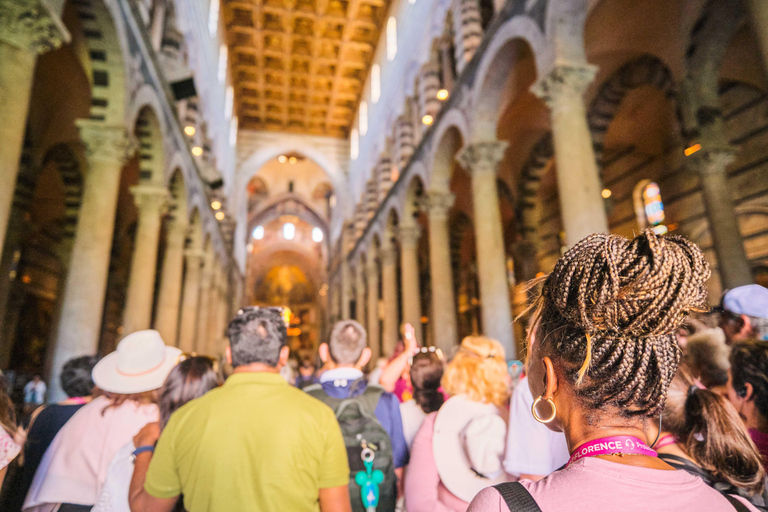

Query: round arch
(429, 123), (465, 193)
(133, 105), (166, 185)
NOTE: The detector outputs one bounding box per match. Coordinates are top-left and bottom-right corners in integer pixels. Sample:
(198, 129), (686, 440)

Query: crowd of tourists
(0, 229), (768, 511)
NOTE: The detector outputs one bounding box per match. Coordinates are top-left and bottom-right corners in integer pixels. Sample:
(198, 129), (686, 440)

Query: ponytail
(681, 387), (764, 493)
(410, 352), (445, 414)
(665, 367), (765, 494)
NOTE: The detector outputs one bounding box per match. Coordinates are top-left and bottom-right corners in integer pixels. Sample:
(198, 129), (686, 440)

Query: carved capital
(77, 120), (138, 165)
(426, 191), (455, 218)
(380, 246), (398, 266)
(689, 145), (737, 176)
(184, 248), (205, 260)
(456, 141), (509, 175)
(532, 64), (598, 110)
(131, 185), (170, 216)
(0, 0), (70, 54)
(398, 225), (422, 247)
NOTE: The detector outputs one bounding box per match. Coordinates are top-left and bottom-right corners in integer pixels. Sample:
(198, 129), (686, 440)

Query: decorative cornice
(76, 120), (138, 165)
(532, 64), (598, 111)
(0, 0), (70, 54)
(456, 141), (509, 174)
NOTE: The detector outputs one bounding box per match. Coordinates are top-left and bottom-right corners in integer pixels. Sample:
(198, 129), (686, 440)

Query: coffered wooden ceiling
(224, 0), (391, 138)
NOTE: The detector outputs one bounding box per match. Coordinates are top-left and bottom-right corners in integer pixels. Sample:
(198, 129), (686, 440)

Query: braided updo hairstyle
(532, 230), (710, 417)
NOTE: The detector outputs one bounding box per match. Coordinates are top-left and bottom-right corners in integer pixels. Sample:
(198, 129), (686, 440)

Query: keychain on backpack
(355, 445), (384, 512)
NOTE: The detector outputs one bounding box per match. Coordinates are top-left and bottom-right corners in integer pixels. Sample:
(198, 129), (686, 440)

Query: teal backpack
(306, 381), (397, 512)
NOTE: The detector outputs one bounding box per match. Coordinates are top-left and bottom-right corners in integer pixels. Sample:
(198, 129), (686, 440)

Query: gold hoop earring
(531, 396), (557, 424)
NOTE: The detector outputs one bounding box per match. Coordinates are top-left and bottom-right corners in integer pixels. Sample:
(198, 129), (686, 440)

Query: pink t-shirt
(467, 457), (760, 512)
(404, 412), (470, 512)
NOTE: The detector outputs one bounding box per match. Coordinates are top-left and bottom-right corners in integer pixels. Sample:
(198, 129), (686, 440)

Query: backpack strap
(721, 493), (752, 512)
(357, 382), (385, 415)
(493, 482), (541, 512)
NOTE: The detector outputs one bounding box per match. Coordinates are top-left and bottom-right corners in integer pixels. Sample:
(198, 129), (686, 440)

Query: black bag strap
(493, 482), (542, 512)
(722, 492), (752, 512)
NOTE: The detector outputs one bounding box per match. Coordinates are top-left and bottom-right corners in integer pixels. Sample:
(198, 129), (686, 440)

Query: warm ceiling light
(601, 188), (612, 199)
(211, 200), (221, 210)
(684, 143), (702, 156)
(252, 226), (264, 240)
(288, 156), (297, 164)
(422, 114), (433, 125)
(184, 125), (196, 136)
(312, 227), (324, 242)
(215, 211), (225, 220)
(191, 146), (203, 156)
(278, 155), (287, 163)
(437, 89), (449, 100)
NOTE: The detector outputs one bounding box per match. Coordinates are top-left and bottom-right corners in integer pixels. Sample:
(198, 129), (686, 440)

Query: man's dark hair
(328, 320), (367, 365)
(227, 307), (287, 367)
(60, 355), (99, 398)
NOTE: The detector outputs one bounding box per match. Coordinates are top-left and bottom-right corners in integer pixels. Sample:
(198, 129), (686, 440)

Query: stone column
(215, 270), (230, 356)
(747, 0), (768, 78)
(419, 62), (441, 121)
(0, 0), (69, 258)
(394, 116), (414, 171)
(49, 122), (135, 401)
(692, 147), (753, 288)
(453, 0), (482, 74)
(366, 259), (381, 363)
(205, 264), (223, 355)
(341, 257), (352, 320)
(194, 244), (215, 353)
(457, 141), (516, 358)
(399, 225), (423, 342)
(355, 261), (366, 328)
(153, 216), (188, 345)
(427, 191), (458, 352)
(439, 36), (455, 92)
(122, 186), (168, 336)
(380, 245), (399, 357)
(532, 64), (609, 247)
(377, 154), (394, 202)
(177, 247), (203, 353)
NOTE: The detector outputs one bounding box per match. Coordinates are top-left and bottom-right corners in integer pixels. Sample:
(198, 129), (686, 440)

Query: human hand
(133, 421), (161, 449)
(403, 324), (417, 353)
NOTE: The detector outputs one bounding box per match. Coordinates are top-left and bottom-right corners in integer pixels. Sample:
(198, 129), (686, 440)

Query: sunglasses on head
(408, 346), (444, 366)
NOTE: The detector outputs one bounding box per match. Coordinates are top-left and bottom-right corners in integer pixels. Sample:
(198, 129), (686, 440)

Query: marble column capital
(76, 120), (138, 165)
(456, 141), (509, 175)
(184, 248), (205, 259)
(397, 225), (422, 247)
(426, 191), (455, 218)
(0, 0), (70, 54)
(365, 262), (379, 279)
(689, 146), (737, 176)
(380, 246), (398, 266)
(532, 63), (598, 109)
(130, 185), (170, 216)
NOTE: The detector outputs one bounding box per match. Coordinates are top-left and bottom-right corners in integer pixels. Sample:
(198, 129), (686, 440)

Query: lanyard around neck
(568, 435), (658, 466)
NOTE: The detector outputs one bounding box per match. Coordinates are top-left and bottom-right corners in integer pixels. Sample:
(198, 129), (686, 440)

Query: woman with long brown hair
(653, 367), (767, 508)
(468, 231), (759, 511)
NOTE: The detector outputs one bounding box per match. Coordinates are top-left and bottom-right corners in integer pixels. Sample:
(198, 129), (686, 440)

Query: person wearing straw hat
(23, 330), (180, 512)
(404, 336), (511, 512)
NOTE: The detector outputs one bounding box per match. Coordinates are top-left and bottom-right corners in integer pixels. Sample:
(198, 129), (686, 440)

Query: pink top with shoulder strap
(467, 457), (760, 512)
(0, 427), (20, 470)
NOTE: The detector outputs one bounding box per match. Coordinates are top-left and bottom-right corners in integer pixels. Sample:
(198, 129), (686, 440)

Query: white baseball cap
(722, 285), (768, 320)
(92, 330), (182, 394)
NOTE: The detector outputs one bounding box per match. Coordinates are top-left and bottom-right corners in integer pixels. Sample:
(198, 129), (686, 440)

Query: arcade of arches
(2, 0), (768, 400)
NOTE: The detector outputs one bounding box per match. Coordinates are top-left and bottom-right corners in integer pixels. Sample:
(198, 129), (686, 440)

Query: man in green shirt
(128, 307), (351, 512)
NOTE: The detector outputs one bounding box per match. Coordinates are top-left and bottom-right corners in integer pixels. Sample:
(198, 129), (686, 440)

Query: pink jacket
(23, 396), (158, 510)
(404, 412), (469, 512)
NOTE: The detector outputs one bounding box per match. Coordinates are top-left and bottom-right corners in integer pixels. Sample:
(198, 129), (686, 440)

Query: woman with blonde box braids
(469, 230), (760, 512)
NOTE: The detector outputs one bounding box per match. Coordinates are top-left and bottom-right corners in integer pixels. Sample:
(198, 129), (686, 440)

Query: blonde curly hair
(442, 336), (509, 408)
